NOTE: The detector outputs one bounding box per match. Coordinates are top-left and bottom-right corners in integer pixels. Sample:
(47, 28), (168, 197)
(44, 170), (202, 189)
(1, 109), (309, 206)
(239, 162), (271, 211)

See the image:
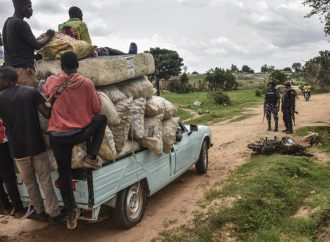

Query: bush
(208, 91), (231, 105)
(169, 80), (191, 93)
(205, 68), (238, 91)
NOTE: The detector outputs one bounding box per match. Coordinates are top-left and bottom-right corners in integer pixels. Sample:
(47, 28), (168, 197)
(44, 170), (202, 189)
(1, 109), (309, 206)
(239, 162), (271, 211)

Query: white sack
(139, 114), (163, 155)
(163, 99), (177, 120)
(110, 97), (133, 153)
(144, 96), (176, 119)
(145, 96), (166, 118)
(97, 92), (120, 126)
(97, 86), (126, 104)
(117, 140), (141, 158)
(117, 76), (154, 99)
(130, 98), (146, 140)
(162, 117), (180, 154)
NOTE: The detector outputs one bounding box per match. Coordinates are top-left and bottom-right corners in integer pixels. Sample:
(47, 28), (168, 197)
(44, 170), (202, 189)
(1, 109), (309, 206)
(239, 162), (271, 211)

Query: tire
(114, 182), (146, 229)
(195, 140), (208, 174)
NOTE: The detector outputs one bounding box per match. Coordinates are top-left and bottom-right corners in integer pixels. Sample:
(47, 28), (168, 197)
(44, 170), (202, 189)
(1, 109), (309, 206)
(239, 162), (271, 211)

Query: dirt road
(1, 94), (329, 242)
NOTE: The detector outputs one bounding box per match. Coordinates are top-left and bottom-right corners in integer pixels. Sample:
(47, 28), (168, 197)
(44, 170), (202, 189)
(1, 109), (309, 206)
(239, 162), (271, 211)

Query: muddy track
(1, 94), (329, 242)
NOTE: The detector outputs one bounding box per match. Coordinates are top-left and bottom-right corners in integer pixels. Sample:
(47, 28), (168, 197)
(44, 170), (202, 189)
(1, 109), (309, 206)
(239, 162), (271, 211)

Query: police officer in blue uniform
(264, 80), (280, 131)
(281, 81), (296, 134)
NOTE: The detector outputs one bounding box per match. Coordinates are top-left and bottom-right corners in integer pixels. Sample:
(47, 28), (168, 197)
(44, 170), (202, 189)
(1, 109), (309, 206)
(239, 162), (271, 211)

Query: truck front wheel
(114, 182), (146, 229)
(195, 140), (208, 174)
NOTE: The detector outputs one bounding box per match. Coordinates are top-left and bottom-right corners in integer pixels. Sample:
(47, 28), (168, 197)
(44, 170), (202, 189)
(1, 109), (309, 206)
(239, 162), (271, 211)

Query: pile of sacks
(38, 55), (179, 170)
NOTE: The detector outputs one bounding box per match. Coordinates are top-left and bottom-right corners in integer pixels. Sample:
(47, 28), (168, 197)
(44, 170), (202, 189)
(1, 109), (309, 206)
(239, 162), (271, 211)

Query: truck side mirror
(188, 125), (198, 136)
(190, 125), (198, 132)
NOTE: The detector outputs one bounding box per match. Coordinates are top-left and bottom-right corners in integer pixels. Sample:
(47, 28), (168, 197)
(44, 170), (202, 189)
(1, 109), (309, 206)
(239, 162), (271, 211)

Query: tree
(269, 70), (288, 85)
(191, 71), (199, 75)
(180, 72), (189, 84)
(231, 64), (239, 72)
(292, 62), (302, 73)
(261, 64), (268, 73)
(204, 68), (238, 91)
(303, 0), (330, 35)
(242, 65), (254, 74)
(283, 67), (292, 72)
(261, 64), (275, 73)
(304, 50), (330, 85)
(304, 60), (319, 83)
(146, 47), (184, 95)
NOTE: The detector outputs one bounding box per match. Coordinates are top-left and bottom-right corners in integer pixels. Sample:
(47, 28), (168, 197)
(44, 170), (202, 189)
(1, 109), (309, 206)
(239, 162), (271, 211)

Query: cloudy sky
(0, 0), (328, 73)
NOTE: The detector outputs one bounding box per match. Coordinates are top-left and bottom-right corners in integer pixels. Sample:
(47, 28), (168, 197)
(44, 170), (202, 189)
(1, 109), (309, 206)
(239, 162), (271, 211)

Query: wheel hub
(126, 185), (142, 220)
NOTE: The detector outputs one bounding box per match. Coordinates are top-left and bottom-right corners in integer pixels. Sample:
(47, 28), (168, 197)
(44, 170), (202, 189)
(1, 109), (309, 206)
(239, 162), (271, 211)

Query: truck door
(174, 123), (194, 173)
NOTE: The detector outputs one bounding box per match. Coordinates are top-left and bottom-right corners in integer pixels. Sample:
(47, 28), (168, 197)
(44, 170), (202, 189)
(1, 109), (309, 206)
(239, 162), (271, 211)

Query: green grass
(176, 108), (193, 121)
(157, 154), (330, 242)
(162, 89), (263, 124)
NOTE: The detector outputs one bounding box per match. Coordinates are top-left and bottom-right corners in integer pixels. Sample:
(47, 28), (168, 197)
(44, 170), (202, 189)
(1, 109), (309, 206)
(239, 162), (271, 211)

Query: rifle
(262, 105), (266, 123)
(292, 110), (299, 126)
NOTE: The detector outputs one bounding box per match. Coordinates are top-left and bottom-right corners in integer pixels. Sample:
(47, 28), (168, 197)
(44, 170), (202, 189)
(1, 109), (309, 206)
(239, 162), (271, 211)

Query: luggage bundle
(38, 54), (179, 170)
(39, 32), (93, 60)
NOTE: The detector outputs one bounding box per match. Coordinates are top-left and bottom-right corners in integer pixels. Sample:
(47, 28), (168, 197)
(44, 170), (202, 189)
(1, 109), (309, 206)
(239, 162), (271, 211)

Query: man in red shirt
(0, 119), (26, 217)
(44, 52), (107, 230)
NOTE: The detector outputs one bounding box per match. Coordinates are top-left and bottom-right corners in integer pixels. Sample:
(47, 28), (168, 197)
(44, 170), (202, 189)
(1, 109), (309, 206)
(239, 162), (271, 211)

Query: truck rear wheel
(195, 140), (208, 174)
(114, 182), (146, 229)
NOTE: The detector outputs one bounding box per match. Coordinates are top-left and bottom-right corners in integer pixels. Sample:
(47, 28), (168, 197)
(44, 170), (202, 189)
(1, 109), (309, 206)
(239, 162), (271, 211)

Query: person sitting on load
(58, 6), (92, 44)
(59, 6), (137, 56)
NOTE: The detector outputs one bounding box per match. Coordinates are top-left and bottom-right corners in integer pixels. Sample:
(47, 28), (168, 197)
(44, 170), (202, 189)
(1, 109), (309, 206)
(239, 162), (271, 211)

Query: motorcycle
(303, 91), (310, 101)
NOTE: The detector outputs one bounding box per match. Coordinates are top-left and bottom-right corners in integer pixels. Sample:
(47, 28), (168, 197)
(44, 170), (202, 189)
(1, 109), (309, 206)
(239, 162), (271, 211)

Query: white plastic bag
(48, 145), (87, 171)
(98, 126), (117, 161)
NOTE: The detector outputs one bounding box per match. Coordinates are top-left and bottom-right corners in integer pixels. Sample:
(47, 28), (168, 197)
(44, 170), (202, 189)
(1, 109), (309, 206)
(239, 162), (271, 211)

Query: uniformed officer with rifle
(264, 80), (280, 132)
(281, 81), (296, 134)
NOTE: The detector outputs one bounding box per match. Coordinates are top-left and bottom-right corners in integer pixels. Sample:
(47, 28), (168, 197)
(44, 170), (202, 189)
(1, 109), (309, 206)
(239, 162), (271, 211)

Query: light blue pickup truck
(17, 122), (212, 229)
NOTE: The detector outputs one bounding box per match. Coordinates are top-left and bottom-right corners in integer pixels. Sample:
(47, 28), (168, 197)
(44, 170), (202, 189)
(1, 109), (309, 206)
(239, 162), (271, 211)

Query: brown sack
(40, 33), (93, 60)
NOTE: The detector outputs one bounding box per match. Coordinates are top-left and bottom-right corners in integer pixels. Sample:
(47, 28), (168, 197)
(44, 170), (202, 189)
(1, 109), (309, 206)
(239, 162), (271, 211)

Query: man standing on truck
(44, 52), (107, 230)
(0, 66), (63, 223)
(2, 0), (55, 87)
(264, 80), (280, 131)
